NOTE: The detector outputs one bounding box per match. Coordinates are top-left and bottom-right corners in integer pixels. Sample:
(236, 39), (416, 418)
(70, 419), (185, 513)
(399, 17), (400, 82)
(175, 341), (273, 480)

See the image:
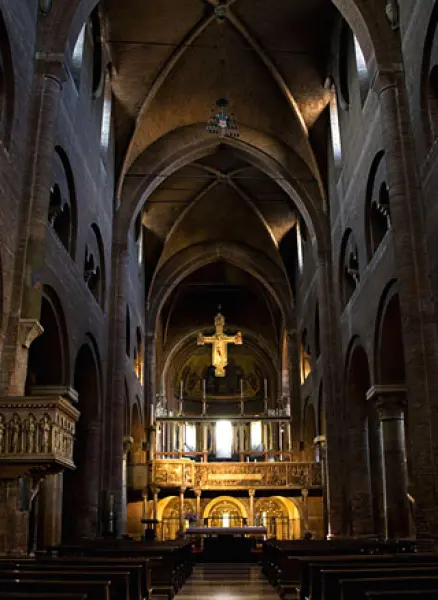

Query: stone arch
(63, 337), (102, 540)
(365, 150), (390, 260)
(344, 337), (374, 536)
(49, 146), (77, 258)
(339, 228), (360, 308)
(203, 496), (248, 520)
(147, 241), (294, 334)
(84, 223), (106, 309)
(25, 285), (69, 393)
(374, 280), (405, 385)
(117, 125), (328, 257)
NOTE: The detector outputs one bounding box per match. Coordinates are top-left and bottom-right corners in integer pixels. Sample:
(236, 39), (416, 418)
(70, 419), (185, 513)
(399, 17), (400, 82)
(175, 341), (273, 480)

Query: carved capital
(248, 488), (256, 498)
(19, 319), (44, 349)
(123, 435), (134, 454)
(194, 488), (202, 498)
(366, 385), (406, 420)
(301, 488), (309, 499)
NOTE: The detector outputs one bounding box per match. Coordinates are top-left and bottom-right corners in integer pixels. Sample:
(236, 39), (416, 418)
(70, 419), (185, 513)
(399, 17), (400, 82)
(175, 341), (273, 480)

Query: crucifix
(197, 309), (242, 377)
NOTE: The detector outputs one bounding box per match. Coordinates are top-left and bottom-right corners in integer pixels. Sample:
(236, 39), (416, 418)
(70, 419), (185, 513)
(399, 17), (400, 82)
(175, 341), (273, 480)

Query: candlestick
(180, 380), (183, 400)
(202, 378), (206, 400)
(150, 403), (155, 425)
(240, 378), (244, 398)
(264, 378), (268, 399)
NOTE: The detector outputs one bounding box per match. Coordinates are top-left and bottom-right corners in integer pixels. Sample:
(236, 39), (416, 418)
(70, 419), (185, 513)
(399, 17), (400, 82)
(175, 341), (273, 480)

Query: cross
(197, 310), (242, 377)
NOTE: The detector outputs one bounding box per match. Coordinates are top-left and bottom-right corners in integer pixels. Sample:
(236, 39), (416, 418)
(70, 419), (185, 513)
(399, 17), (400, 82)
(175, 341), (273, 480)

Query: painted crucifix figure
(197, 309), (242, 377)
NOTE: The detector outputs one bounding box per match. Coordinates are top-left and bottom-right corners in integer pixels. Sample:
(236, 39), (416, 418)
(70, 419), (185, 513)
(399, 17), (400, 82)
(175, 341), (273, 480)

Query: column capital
(122, 435), (134, 454)
(149, 484), (160, 494)
(366, 385), (406, 419)
(180, 486), (187, 494)
(301, 488), (309, 499)
(194, 488), (202, 498)
(248, 488), (256, 497)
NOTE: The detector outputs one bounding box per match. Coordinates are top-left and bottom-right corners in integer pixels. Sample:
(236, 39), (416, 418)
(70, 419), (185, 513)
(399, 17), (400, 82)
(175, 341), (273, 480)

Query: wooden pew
(320, 566), (438, 600)
(366, 592), (438, 599)
(365, 592), (438, 599)
(0, 595), (88, 600)
(0, 568), (130, 600)
(339, 575), (438, 600)
(0, 579), (111, 600)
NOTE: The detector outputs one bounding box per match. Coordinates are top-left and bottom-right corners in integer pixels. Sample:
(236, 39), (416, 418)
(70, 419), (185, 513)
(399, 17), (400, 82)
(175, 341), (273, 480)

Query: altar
(185, 526), (267, 562)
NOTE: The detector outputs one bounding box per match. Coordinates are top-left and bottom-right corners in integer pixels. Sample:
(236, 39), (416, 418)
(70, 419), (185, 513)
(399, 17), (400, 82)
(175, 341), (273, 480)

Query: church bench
(0, 594), (88, 600)
(278, 554), (438, 600)
(319, 566), (438, 600)
(0, 567), (133, 600)
(339, 575), (438, 600)
(0, 559), (144, 600)
(0, 579), (111, 600)
(0, 570), (129, 600)
(365, 592), (438, 599)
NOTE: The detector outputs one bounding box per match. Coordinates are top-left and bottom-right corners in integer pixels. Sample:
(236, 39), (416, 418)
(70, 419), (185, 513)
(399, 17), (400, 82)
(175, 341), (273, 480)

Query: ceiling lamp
(207, 98), (240, 138)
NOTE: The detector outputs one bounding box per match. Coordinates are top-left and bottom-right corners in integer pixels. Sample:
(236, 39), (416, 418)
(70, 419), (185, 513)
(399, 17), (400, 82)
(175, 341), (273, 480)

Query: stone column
(239, 423), (245, 460)
(314, 435), (328, 538)
(151, 485), (160, 521)
(367, 385), (410, 539)
(375, 71), (438, 538)
(195, 488), (201, 520)
(178, 422), (184, 457)
(248, 489), (255, 526)
(179, 487), (186, 532)
(121, 436), (133, 535)
(301, 488), (309, 533)
(37, 473), (64, 549)
(202, 422), (208, 462)
(106, 244), (130, 531)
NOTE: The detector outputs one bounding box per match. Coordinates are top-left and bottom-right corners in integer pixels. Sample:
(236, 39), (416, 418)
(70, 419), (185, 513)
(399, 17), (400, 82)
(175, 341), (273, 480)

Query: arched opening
(339, 228), (360, 307)
(345, 342), (374, 536)
(26, 291), (67, 393)
(300, 330), (312, 384)
(377, 292), (406, 385)
(365, 151), (390, 260)
(63, 341), (101, 541)
(134, 328), (144, 384)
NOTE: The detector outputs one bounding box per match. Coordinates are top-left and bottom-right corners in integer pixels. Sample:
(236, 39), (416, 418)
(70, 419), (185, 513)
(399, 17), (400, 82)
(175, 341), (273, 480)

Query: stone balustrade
(0, 392), (80, 479)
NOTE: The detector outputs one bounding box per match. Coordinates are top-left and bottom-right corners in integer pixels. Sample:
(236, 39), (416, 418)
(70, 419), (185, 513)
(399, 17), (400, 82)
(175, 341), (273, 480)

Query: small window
(330, 86), (342, 168)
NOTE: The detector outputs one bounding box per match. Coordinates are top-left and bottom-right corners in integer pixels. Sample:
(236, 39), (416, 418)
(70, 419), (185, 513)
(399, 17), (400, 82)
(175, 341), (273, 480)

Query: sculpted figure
(9, 414), (21, 454)
(40, 414), (51, 453)
(0, 415), (5, 453)
(26, 414), (37, 453)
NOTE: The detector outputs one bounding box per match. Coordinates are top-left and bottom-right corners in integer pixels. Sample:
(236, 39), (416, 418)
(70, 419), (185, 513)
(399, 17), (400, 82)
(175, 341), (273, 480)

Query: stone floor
(177, 564), (279, 599)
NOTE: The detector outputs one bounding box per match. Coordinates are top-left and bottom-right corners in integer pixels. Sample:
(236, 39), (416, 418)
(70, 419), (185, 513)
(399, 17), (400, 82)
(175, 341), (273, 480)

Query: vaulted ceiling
(103, 0), (340, 350)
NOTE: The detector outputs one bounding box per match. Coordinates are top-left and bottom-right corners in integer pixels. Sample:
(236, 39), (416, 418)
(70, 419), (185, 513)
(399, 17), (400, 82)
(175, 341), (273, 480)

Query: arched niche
(344, 339), (374, 536)
(365, 151), (390, 260)
(134, 328), (144, 384)
(62, 338), (101, 541)
(83, 223), (106, 309)
(25, 286), (69, 393)
(375, 284), (406, 386)
(339, 228), (360, 308)
(48, 146), (77, 258)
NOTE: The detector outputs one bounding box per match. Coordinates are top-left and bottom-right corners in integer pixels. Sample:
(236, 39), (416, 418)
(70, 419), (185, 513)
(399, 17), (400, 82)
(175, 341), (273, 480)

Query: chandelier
(206, 98), (240, 138)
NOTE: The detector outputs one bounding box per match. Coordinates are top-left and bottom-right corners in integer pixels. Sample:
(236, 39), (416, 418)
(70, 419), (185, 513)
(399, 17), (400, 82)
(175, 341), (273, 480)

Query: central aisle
(177, 563), (279, 599)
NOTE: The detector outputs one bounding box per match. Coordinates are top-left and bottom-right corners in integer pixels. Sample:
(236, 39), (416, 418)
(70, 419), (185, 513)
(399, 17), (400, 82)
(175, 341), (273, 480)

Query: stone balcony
(0, 388), (80, 479)
(151, 458), (322, 490)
